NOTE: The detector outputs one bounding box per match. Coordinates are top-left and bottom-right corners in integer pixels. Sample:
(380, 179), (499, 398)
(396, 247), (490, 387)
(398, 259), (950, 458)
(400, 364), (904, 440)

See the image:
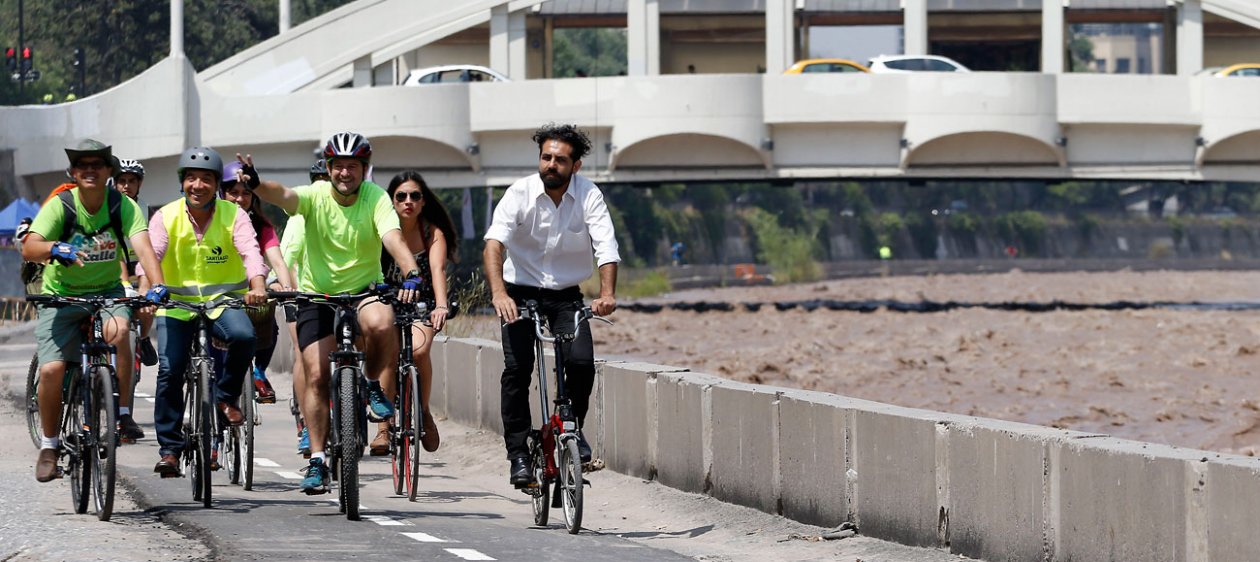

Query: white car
(866, 55), (970, 73)
(401, 64), (509, 85)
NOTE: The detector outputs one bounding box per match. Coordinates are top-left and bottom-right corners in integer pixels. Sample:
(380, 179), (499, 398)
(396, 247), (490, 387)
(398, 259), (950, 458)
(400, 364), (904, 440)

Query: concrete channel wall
(428, 336), (1260, 562)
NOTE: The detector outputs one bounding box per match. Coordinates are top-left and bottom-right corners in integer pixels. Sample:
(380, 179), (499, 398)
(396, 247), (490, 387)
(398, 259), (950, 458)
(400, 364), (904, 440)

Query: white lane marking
(445, 549), (495, 561)
(135, 392), (153, 398)
(144, 398), (156, 403)
(325, 499), (368, 510)
(364, 515), (407, 526)
(402, 532), (448, 543)
(254, 458), (280, 467)
(274, 471), (303, 480)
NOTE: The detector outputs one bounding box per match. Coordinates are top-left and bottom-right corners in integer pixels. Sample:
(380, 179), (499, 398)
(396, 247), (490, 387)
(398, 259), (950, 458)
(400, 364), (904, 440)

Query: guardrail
(428, 336), (1260, 561)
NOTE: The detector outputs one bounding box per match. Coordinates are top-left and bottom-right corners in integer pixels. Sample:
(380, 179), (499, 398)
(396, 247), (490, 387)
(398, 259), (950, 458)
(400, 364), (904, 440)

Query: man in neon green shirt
(243, 132), (421, 494)
(21, 139), (166, 483)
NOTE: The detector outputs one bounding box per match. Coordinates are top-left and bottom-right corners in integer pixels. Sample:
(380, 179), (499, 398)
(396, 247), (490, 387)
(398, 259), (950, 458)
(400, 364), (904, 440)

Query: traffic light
(20, 47), (32, 72)
(4, 47), (14, 71)
(72, 47), (83, 69)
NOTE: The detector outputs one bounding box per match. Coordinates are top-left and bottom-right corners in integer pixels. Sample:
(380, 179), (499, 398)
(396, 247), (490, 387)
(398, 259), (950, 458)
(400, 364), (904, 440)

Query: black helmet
(64, 138), (113, 168)
(322, 132), (372, 165)
(177, 147), (223, 184)
(309, 158), (329, 182)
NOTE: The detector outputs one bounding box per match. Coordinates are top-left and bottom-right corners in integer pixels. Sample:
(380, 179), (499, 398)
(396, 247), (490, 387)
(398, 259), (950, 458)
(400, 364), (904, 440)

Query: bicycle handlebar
(159, 298), (249, 314)
(268, 288), (385, 306)
(26, 294), (152, 310)
(514, 301), (612, 343)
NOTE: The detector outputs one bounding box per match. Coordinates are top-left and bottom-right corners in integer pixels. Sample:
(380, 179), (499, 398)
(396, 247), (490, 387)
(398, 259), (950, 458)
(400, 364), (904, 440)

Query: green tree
(552, 28), (626, 78)
(1, 0), (350, 105)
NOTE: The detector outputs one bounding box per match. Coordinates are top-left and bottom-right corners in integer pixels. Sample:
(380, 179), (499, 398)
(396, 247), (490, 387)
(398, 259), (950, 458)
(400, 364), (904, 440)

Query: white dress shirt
(484, 173), (621, 290)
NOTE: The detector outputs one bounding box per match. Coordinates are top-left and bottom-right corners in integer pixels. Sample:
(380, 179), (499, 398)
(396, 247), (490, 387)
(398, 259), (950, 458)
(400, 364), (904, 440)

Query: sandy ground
(455, 269), (1260, 457)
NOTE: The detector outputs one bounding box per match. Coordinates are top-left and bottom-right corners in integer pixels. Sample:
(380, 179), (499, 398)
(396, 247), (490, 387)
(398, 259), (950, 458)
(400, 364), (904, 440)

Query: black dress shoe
(576, 432), (592, 463)
(509, 456), (533, 487)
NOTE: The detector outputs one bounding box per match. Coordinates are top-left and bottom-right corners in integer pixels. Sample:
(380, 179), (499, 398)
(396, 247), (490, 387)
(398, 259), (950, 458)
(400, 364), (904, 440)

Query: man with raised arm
(483, 123), (620, 487)
(242, 132), (421, 494)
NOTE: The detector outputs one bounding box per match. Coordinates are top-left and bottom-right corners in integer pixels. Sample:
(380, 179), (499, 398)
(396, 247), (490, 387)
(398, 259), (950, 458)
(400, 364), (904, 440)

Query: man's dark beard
(541, 170), (567, 190)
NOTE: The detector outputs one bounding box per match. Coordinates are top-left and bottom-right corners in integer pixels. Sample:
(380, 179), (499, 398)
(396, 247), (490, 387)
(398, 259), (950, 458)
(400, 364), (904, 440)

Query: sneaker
(365, 381), (394, 422)
(209, 447), (221, 471)
(297, 426), (311, 458)
(138, 336), (158, 367)
(253, 366), (276, 404)
(300, 458), (330, 494)
(118, 414), (145, 443)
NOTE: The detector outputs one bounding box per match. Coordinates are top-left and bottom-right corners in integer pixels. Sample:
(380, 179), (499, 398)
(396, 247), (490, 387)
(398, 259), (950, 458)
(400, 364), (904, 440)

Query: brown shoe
(369, 425), (390, 456)
(218, 402), (244, 426)
(154, 454), (180, 478)
(35, 448), (60, 482)
(420, 411), (440, 452)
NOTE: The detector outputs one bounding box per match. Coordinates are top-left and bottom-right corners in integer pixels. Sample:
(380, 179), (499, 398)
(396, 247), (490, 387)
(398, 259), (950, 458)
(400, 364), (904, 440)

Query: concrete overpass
(1, 0), (1258, 207)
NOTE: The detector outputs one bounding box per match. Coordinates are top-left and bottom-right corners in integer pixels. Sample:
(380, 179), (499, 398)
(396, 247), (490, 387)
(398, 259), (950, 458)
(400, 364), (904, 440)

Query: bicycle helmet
(116, 158), (145, 179)
(309, 158), (329, 181)
(177, 146), (223, 183)
(322, 132), (372, 165)
(221, 160), (243, 187)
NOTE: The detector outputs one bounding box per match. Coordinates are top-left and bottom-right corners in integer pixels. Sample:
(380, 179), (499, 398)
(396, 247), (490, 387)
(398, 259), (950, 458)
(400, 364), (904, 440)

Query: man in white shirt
(484, 123), (620, 487)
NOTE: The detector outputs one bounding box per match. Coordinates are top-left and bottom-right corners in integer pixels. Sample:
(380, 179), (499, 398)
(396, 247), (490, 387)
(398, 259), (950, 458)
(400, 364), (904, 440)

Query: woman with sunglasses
(373, 170), (457, 456)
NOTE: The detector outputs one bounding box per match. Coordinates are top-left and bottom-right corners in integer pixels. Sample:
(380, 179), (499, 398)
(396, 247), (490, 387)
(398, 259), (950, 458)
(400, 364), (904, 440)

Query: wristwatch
(404, 268), (420, 279)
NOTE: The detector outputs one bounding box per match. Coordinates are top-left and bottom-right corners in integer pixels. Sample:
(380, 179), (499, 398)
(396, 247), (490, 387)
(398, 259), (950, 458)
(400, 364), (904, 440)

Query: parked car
(783, 58), (869, 74)
(401, 64), (509, 85)
(866, 55), (970, 73)
(1213, 63), (1260, 77)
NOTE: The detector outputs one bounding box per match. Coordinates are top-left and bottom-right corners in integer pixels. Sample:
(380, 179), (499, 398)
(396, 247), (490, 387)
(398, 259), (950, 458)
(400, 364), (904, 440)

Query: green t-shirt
(29, 187), (147, 296)
(279, 214), (306, 282)
(293, 180), (399, 294)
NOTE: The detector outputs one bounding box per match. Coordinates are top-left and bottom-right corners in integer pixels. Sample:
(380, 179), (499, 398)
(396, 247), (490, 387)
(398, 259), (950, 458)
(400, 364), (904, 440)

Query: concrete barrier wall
(419, 336), (1260, 561)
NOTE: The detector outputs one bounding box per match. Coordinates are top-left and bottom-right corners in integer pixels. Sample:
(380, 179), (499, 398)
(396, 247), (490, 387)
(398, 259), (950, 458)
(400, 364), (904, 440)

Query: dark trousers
(500, 284), (594, 460)
(154, 309), (255, 457)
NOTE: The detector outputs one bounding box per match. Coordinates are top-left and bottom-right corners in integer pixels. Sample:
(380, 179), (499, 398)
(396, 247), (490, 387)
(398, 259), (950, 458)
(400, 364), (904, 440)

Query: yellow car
(1215, 63), (1260, 77)
(784, 58), (869, 74)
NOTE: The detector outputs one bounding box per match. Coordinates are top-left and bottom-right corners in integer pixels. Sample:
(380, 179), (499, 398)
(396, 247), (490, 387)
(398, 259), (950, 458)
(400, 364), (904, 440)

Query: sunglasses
(394, 191), (423, 202)
(73, 160), (108, 171)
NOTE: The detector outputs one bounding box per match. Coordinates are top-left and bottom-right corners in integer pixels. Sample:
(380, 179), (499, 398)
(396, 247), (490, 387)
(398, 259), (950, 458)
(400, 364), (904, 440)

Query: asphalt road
(0, 329), (968, 562)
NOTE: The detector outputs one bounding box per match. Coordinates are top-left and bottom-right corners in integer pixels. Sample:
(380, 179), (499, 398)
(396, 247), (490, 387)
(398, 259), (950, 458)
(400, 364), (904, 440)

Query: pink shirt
(137, 203), (268, 281)
(257, 221), (279, 252)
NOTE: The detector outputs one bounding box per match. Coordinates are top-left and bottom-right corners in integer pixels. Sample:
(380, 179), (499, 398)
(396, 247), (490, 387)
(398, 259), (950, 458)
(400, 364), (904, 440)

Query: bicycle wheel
(390, 367), (410, 497)
(25, 354), (40, 449)
(527, 431), (549, 527)
(224, 423), (241, 485)
(183, 386), (197, 499)
(337, 366), (360, 520)
(66, 370), (90, 515)
(559, 437), (584, 534)
(406, 366), (423, 501)
(242, 370), (256, 491)
(191, 359), (214, 507)
(90, 366), (117, 521)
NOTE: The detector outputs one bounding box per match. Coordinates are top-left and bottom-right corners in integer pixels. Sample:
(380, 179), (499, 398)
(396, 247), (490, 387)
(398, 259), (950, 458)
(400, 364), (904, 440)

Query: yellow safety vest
(156, 198), (247, 321)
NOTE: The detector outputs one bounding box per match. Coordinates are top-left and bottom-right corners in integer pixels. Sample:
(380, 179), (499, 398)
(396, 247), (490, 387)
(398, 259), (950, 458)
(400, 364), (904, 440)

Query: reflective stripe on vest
(156, 198), (247, 321)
